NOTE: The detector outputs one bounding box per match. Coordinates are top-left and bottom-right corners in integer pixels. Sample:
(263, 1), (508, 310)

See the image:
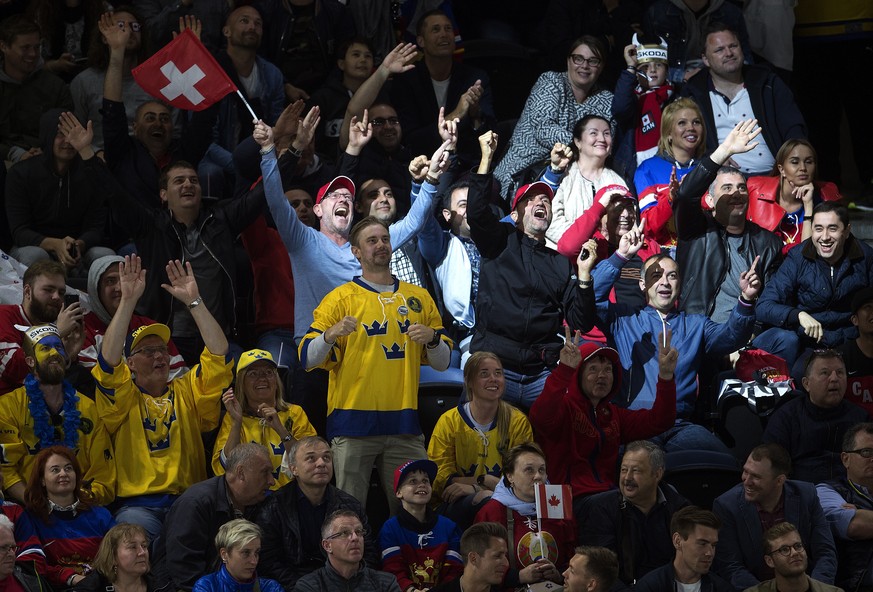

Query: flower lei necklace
(25, 374), (81, 450)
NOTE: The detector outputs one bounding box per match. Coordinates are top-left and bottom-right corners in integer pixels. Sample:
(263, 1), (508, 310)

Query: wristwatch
(187, 297), (202, 309)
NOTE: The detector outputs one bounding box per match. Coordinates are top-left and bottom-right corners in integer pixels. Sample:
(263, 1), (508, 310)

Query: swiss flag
(132, 29), (236, 111)
(535, 483), (573, 521)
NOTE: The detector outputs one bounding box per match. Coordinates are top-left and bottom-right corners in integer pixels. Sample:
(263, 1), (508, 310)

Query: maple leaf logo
(548, 494), (561, 507)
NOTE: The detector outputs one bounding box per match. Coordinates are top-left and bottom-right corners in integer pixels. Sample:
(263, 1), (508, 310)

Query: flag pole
(236, 90), (259, 121)
(534, 485), (545, 561)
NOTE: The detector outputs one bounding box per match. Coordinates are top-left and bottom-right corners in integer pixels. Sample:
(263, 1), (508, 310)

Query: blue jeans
(649, 419), (731, 454)
(256, 329), (298, 371)
(501, 368), (550, 410)
(114, 505), (170, 543)
(752, 328), (802, 367)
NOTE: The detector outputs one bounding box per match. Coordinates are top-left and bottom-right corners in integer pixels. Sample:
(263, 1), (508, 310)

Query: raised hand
(668, 165), (680, 203)
(174, 15), (201, 40)
(379, 42), (418, 75)
(273, 100), (304, 144)
(324, 316), (358, 344)
(347, 109), (373, 153)
(577, 239), (598, 276)
(427, 138), (453, 179)
(617, 218), (646, 258)
(98, 12), (130, 51)
(408, 155), (430, 183)
(58, 112), (94, 155)
(291, 105), (320, 152)
(437, 107), (459, 149)
(253, 119), (273, 149)
(550, 142), (573, 172)
(623, 44), (638, 67)
(657, 328), (678, 380)
(478, 130), (498, 157)
(222, 389), (244, 422)
(57, 295), (84, 339)
(722, 118), (762, 157)
(559, 325), (582, 369)
(161, 260), (200, 305)
(119, 255), (147, 302)
(739, 254), (761, 301)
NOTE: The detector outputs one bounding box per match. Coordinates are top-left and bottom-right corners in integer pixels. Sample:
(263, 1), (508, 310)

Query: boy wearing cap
(380, 459), (463, 592)
(93, 255), (232, 541)
(0, 323), (115, 505)
(465, 131), (595, 409)
(614, 35), (673, 168)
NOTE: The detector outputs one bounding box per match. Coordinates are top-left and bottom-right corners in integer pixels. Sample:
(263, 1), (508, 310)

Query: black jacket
(151, 476), (262, 592)
(674, 155), (783, 317)
(580, 485), (690, 590)
(255, 481), (378, 590)
(71, 571), (169, 592)
(93, 156), (266, 334)
(680, 65), (807, 158)
(467, 173), (595, 375)
(635, 562), (733, 592)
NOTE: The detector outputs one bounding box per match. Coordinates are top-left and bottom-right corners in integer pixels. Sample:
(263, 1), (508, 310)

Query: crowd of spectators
(1, 0), (872, 591)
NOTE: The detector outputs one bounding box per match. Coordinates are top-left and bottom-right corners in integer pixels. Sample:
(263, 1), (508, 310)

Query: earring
(113, 565), (117, 575)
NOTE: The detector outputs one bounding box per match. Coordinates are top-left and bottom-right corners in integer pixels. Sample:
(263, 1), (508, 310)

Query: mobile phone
(64, 293), (79, 308)
(74, 57), (89, 65)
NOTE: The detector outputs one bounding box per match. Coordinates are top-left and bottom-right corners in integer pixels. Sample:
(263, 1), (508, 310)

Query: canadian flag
(535, 483), (573, 521)
(132, 29), (236, 111)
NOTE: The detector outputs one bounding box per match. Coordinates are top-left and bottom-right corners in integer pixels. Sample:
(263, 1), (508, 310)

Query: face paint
(33, 336), (66, 365)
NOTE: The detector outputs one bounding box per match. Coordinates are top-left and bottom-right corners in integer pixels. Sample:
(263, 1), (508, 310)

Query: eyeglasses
(324, 191), (353, 201)
(130, 345), (169, 358)
(245, 369), (276, 379)
(118, 20), (142, 32)
(768, 542), (804, 557)
(0, 545), (18, 555)
(371, 117), (400, 127)
(568, 55), (602, 67)
(845, 448), (873, 458)
(324, 527), (367, 541)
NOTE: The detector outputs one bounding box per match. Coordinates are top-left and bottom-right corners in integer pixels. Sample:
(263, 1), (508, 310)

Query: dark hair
(416, 9), (450, 38)
(568, 35), (606, 64)
(803, 348), (845, 379)
(707, 166), (747, 199)
(501, 442), (545, 477)
(569, 114), (612, 161)
(762, 522), (799, 554)
(772, 139), (817, 178)
(749, 443), (792, 478)
(702, 22), (741, 49)
(623, 441), (666, 474)
(460, 522), (508, 563)
(24, 445), (94, 524)
(321, 509), (361, 540)
(87, 6), (149, 70)
(159, 160), (197, 190)
(23, 260), (67, 287)
(350, 216), (390, 248)
(0, 14), (40, 45)
(574, 546), (620, 591)
(843, 422), (873, 452)
(336, 36), (374, 61)
(671, 506), (721, 539)
(442, 180), (472, 212)
(812, 201), (849, 228)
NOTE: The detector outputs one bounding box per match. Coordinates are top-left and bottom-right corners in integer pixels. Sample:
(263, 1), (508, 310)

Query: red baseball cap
(393, 459), (437, 492)
(511, 181), (554, 210)
(316, 176), (355, 205)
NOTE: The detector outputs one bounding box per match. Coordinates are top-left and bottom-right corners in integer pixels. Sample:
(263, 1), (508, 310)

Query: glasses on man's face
(246, 369), (276, 380)
(118, 20), (142, 32)
(324, 527), (367, 541)
(845, 448), (873, 458)
(568, 54), (602, 67)
(324, 191), (353, 201)
(0, 544), (18, 555)
(130, 345), (169, 358)
(768, 542), (804, 557)
(371, 117), (400, 127)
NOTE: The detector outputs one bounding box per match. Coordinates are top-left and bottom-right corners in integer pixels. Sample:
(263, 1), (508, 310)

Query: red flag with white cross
(535, 483), (573, 521)
(132, 29), (236, 111)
